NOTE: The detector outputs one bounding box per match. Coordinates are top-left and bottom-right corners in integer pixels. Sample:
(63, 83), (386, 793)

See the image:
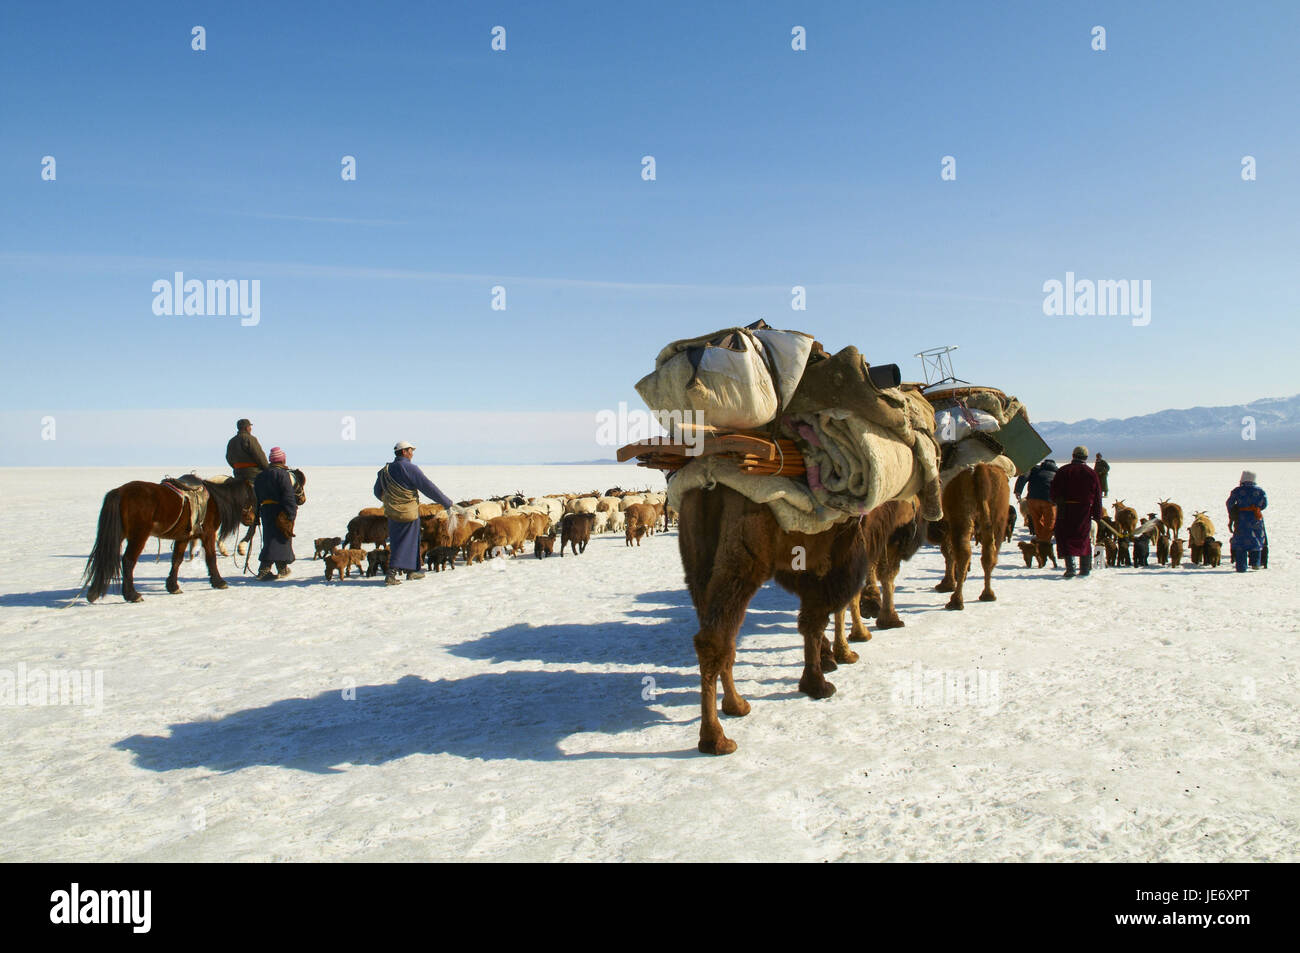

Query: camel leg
(832, 604), (861, 664)
(859, 561), (882, 618)
(166, 539), (185, 593)
(876, 548), (906, 629)
(204, 528), (228, 589)
(935, 535), (956, 592)
(686, 507), (768, 754)
(694, 583), (758, 754)
(819, 633), (838, 671)
(946, 525), (972, 611)
(847, 584), (873, 642)
(121, 528), (151, 603)
(978, 530), (999, 601)
(797, 605), (836, 699)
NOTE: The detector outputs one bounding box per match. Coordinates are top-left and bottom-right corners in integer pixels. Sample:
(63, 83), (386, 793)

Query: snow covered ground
(0, 462), (1295, 862)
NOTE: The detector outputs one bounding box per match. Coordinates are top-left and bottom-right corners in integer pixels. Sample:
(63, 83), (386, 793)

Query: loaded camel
(931, 463), (1011, 610)
(678, 485), (891, 755)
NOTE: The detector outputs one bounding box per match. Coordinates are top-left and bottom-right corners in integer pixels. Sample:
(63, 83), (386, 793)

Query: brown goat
(324, 547), (367, 580)
(560, 512), (595, 556)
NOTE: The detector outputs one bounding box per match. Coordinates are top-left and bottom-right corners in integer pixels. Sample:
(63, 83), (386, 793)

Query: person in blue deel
(1225, 470), (1267, 573)
(374, 440), (454, 586)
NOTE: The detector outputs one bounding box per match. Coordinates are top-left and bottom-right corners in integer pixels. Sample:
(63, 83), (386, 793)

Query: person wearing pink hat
(253, 446), (298, 580)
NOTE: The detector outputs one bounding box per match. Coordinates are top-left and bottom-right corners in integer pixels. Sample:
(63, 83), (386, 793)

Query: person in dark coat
(226, 418), (270, 481)
(1014, 458), (1058, 542)
(253, 446), (298, 581)
(1226, 470), (1268, 572)
(1093, 452), (1110, 497)
(374, 440), (454, 586)
(1050, 446), (1104, 578)
(226, 418), (270, 555)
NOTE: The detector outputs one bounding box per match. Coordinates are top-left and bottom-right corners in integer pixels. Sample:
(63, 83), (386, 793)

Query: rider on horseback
(227, 418), (269, 555)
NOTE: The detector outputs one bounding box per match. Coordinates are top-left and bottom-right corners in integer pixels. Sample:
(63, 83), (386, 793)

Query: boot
(1063, 556), (1076, 579)
(276, 562), (291, 578)
(1079, 553), (1092, 577)
(1234, 549), (1248, 573)
(256, 564), (277, 581)
(407, 570), (426, 580)
(385, 572), (402, 586)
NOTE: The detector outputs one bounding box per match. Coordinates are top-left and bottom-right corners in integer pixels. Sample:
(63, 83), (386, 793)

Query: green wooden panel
(994, 413), (1052, 475)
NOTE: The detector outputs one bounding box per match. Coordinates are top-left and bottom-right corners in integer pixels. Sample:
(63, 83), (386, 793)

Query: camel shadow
(115, 671), (699, 774)
(450, 583), (806, 668)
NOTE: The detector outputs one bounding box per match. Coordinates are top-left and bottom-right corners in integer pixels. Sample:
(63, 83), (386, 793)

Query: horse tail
(84, 488), (124, 602)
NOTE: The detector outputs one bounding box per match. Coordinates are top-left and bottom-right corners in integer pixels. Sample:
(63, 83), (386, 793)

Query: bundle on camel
(625, 337), (943, 535)
(924, 385), (1035, 484)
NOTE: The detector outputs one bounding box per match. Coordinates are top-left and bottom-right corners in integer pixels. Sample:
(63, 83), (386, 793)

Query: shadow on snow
(115, 670), (700, 774)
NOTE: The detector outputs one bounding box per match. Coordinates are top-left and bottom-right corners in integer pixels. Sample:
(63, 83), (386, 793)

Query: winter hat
(1240, 470), (1257, 484)
(1072, 445), (1089, 461)
(394, 440), (416, 453)
(269, 446), (286, 464)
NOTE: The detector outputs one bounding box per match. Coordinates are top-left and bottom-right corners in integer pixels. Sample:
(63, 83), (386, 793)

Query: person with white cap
(374, 440), (454, 585)
(1226, 471), (1268, 572)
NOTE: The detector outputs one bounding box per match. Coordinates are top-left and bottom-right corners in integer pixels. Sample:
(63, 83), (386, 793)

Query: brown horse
(931, 463), (1010, 610)
(678, 486), (915, 755)
(84, 476), (257, 603)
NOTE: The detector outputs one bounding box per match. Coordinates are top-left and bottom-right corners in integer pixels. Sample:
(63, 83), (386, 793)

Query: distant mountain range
(1034, 394), (1300, 460)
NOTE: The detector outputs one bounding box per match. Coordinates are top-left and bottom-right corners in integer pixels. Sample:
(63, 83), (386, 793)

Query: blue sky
(2, 1), (1298, 463)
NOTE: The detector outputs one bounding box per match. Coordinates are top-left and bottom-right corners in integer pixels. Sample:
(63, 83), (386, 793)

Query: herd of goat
(309, 488), (672, 580)
(306, 484), (1229, 584)
(1012, 497), (1227, 570)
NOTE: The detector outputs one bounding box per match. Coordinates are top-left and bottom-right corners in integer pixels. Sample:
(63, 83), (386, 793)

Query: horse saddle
(162, 475), (209, 538)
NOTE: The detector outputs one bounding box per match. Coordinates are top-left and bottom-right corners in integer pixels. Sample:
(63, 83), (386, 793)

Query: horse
(191, 470), (307, 559)
(84, 476), (256, 603)
(678, 485), (914, 755)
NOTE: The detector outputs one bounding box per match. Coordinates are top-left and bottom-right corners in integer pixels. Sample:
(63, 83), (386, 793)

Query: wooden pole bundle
(618, 430), (806, 477)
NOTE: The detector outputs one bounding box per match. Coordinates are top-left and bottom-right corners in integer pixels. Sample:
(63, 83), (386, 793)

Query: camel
(678, 485), (907, 755)
(931, 464), (1010, 610)
(845, 498), (925, 636)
